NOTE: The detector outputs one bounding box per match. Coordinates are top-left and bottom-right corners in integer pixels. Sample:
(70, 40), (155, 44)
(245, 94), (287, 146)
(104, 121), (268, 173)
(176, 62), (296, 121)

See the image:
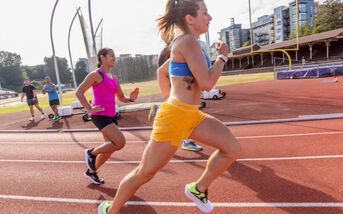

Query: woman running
(98, 0), (241, 213)
(75, 48), (139, 185)
(156, 45), (203, 152)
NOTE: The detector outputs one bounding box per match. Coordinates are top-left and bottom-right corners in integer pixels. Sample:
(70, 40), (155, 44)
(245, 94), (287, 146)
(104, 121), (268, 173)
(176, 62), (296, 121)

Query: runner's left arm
(157, 59), (170, 99)
(116, 83), (139, 103)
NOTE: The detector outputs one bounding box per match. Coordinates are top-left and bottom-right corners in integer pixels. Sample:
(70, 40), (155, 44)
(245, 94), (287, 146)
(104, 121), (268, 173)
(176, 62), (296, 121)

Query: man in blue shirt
(42, 76), (61, 121)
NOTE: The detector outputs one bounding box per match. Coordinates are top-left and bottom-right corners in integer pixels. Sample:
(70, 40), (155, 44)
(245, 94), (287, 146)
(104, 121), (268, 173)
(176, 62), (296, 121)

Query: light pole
(68, 7), (81, 89)
(50, 0), (63, 106)
(205, 31), (211, 57)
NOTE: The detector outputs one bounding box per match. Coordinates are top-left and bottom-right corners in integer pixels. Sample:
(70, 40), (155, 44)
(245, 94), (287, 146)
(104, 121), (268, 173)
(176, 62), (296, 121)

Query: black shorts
(91, 115), (118, 130)
(27, 98), (38, 106)
(49, 99), (60, 107)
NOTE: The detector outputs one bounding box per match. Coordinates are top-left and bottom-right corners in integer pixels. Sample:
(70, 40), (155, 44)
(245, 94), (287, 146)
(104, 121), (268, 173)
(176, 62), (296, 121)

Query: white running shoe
(185, 183), (214, 213)
(29, 117), (35, 121)
(40, 114), (46, 119)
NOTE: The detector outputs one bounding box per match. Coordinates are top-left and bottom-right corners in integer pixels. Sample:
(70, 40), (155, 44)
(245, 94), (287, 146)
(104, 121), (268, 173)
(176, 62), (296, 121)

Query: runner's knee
(221, 140), (242, 161)
(109, 136), (126, 150)
(136, 165), (158, 183)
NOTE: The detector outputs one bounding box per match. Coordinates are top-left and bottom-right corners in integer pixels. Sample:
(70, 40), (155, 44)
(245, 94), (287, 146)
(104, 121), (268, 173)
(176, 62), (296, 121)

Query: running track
(1, 119), (343, 213)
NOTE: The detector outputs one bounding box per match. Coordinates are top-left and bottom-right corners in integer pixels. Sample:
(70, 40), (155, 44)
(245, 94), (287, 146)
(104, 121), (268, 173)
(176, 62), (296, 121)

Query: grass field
(0, 72), (274, 115)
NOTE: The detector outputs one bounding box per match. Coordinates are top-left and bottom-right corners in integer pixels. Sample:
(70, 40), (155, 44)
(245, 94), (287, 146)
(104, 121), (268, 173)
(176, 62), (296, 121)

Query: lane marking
(0, 195), (343, 207)
(1, 155), (343, 164)
(238, 131), (343, 139)
(2, 130), (343, 145)
(0, 141), (147, 145)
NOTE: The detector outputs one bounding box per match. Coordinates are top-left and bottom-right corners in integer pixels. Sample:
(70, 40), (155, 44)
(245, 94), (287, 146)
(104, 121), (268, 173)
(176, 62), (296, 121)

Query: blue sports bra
(169, 50), (211, 77)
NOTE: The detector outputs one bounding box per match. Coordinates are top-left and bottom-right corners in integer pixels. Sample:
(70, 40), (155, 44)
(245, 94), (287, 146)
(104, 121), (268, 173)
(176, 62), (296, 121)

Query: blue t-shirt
(44, 84), (59, 101)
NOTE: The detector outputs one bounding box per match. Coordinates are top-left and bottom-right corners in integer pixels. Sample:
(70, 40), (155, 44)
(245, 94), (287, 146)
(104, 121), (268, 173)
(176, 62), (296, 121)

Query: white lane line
(2, 130), (343, 145)
(237, 131), (343, 139)
(240, 154), (343, 161)
(0, 159), (207, 164)
(1, 154), (343, 164)
(0, 195), (342, 207)
(0, 141), (147, 145)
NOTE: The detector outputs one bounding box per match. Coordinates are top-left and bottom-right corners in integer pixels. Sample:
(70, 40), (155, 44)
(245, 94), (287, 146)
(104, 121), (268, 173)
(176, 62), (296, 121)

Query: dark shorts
(91, 115), (118, 130)
(49, 99), (60, 107)
(27, 98), (38, 106)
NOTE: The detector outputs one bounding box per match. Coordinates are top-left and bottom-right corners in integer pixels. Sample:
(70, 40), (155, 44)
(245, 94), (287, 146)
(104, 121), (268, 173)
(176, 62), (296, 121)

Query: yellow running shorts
(150, 98), (208, 147)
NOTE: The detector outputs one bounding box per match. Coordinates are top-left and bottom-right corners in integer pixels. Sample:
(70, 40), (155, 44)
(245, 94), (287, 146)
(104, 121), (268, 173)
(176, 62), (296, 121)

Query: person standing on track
(98, 0), (241, 213)
(21, 79), (46, 121)
(75, 48), (139, 185)
(42, 76), (61, 122)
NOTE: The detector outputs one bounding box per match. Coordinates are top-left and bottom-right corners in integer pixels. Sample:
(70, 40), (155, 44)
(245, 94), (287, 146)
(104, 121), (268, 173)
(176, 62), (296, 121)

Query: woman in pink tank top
(75, 48), (139, 185)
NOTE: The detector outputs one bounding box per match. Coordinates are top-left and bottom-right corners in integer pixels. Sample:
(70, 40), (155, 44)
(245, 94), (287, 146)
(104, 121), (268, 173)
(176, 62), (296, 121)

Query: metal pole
(296, 0), (299, 50)
(68, 7), (81, 89)
(248, 0), (254, 53)
(50, 0), (63, 106)
(88, 0), (97, 57)
(94, 18), (103, 37)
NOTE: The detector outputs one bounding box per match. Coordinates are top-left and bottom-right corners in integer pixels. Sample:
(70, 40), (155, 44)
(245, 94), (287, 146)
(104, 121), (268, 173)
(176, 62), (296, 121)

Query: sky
(0, 0), (325, 66)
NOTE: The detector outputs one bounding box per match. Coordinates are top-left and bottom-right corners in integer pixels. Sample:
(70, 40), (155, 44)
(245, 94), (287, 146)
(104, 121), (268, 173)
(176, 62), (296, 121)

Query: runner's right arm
(75, 72), (103, 113)
(21, 91), (25, 102)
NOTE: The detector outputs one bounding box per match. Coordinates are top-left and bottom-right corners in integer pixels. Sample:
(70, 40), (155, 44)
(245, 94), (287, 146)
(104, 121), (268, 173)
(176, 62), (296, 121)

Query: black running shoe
(83, 169), (105, 185)
(84, 148), (97, 172)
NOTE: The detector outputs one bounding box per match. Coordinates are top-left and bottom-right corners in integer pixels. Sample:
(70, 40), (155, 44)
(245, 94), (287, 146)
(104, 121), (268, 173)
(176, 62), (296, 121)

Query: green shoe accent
(52, 117), (60, 122)
(100, 201), (111, 214)
(187, 182), (208, 203)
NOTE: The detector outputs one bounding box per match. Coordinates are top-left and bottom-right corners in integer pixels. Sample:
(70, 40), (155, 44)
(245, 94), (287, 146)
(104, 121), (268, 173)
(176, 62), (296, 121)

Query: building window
(299, 4), (307, 12)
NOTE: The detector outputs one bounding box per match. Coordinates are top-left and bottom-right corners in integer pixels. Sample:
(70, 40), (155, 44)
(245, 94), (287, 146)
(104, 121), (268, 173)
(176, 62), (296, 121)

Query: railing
(275, 59), (343, 72)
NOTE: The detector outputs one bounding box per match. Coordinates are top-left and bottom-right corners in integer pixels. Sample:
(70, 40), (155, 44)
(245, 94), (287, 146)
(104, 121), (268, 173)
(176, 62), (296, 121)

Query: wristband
(217, 54), (228, 63)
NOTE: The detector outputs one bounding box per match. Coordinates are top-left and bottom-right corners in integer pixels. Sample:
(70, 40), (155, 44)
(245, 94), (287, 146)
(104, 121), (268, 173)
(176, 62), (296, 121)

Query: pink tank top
(91, 68), (119, 117)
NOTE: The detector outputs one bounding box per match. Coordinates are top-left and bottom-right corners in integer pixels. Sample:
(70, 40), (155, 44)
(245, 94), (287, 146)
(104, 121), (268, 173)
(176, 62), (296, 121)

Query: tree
(243, 41), (251, 47)
(314, 0), (343, 33)
(43, 56), (72, 85)
(288, 22), (314, 39)
(0, 51), (23, 91)
(22, 64), (46, 81)
(74, 59), (88, 85)
(111, 55), (158, 83)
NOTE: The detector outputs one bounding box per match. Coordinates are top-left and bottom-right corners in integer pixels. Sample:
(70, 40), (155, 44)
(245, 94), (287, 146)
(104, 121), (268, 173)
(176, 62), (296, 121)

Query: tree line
(0, 51), (158, 93)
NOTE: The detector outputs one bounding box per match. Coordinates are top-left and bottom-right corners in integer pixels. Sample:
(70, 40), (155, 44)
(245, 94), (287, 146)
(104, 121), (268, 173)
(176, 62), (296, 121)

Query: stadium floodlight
(248, 0), (299, 70)
(50, 0), (63, 106)
(68, 7), (81, 89)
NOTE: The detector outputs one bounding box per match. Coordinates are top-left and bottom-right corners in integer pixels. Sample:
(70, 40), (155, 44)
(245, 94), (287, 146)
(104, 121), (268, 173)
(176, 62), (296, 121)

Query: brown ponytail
(157, 0), (203, 45)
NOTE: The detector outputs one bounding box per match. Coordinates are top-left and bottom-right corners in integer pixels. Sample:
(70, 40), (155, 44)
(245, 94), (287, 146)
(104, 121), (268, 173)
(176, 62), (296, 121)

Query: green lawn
(0, 72), (274, 115)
